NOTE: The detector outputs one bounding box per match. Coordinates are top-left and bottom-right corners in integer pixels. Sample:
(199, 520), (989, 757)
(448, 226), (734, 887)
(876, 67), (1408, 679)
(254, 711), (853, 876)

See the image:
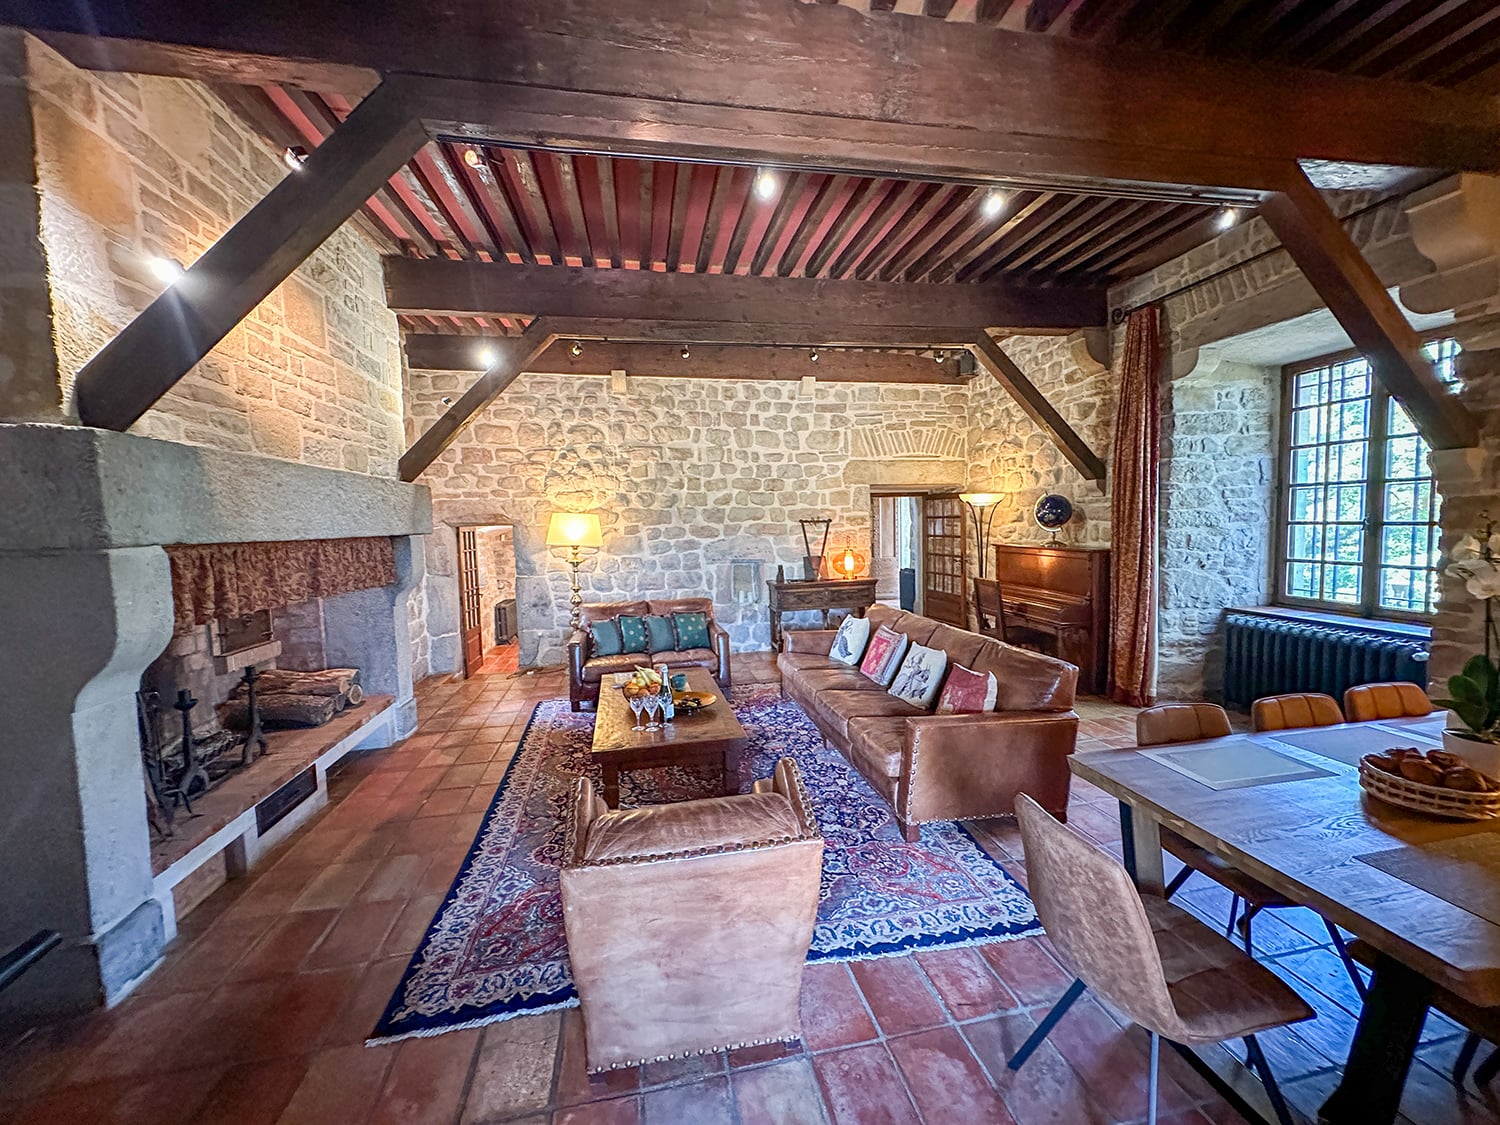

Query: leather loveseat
(779, 604), (1079, 841)
(569, 597), (732, 711)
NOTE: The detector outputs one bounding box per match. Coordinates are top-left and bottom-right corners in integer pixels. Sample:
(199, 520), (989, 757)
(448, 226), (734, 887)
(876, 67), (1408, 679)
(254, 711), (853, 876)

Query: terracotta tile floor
(3, 652), (1497, 1123)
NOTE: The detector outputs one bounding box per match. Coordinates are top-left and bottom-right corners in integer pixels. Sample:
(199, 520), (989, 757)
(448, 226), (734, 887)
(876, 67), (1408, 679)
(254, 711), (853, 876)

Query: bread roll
(1397, 758), (1443, 786)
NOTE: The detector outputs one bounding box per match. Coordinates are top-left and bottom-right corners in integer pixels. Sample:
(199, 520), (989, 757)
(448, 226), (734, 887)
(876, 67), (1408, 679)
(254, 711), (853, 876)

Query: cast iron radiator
(1222, 612), (1429, 708)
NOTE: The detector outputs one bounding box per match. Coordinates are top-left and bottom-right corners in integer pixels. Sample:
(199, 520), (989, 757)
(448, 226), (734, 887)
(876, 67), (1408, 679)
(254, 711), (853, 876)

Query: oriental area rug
(371, 685), (1041, 1044)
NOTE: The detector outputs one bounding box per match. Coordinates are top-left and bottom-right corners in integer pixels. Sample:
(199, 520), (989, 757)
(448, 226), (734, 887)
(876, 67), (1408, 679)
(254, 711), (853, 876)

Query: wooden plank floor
(1, 651), (1492, 1124)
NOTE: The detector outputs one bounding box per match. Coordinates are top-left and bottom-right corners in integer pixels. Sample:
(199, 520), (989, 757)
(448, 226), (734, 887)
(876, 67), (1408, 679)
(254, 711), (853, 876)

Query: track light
(981, 189), (1007, 220)
(147, 256), (184, 284)
(477, 346), (497, 367)
(462, 147), (484, 169)
(1215, 206), (1239, 232)
(570, 340), (583, 357)
(441, 396), (454, 405)
(934, 349), (947, 364)
(809, 349), (820, 363)
(282, 145), (308, 170)
(753, 168), (779, 202)
(680, 345), (691, 360)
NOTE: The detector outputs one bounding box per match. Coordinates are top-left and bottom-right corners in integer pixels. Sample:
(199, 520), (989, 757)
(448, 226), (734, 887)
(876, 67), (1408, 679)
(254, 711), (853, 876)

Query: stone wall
(407, 370), (970, 668)
(21, 37), (404, 475)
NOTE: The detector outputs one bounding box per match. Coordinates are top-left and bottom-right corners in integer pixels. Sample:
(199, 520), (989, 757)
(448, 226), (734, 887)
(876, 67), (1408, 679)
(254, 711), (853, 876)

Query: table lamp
(959, 493), (1002, 577)
(546, 512), (603, 630)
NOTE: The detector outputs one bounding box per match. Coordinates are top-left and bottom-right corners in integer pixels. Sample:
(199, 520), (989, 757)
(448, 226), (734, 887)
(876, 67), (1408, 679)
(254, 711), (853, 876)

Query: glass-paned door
(922, 493), (967, 626)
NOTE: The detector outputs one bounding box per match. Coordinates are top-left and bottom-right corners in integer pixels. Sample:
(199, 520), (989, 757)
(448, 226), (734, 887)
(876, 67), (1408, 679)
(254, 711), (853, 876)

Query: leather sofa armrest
(898, 710), (1080, 825)
(567, 776), (608, 866)
(568, 630), (587, 681)
(709, 619), (732, 685)
(782, 629), (838, 656)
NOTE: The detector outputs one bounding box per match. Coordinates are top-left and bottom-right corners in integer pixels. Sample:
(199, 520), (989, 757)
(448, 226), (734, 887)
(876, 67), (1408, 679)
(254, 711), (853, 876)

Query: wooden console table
(767, 577), (879, 650)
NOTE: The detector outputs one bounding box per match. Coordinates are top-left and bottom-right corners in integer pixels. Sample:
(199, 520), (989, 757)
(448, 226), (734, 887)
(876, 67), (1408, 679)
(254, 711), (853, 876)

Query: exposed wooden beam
(969, 334), (1107, 487)
(403, 335), (974, 384)
(383, 258), (1104, 332)
(399, 319), (559, 481)
(538, 318), (979, 349)
(73, 81), (426, 431)
(22, 2), (1500, 196)
(1257, 167), (1479, 450)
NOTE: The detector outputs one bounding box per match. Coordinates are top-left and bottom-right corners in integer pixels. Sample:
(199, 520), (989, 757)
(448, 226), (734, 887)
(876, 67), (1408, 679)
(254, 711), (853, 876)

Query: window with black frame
(1277, 336), (1460, 619)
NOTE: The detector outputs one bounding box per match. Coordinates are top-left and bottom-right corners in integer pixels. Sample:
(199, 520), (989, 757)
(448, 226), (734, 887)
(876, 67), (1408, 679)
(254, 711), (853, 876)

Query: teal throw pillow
(589, 619), (623, 657)
(644, 614), (678, 653)
(617, 614), (650, 654)
(672, 611), (711, 650)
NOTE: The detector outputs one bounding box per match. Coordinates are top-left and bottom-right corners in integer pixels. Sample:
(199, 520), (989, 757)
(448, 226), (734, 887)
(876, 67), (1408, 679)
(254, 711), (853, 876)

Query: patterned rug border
(368, 693), (1039, 1046)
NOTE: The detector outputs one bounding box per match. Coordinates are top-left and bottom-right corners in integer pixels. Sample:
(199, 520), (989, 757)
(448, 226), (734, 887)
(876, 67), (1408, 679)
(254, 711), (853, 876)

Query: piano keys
(993, 544), (1110, 696)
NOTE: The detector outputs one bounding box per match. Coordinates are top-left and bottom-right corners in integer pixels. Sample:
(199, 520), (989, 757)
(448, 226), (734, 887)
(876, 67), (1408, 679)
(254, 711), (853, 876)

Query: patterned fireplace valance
(167, 537), (398, 633)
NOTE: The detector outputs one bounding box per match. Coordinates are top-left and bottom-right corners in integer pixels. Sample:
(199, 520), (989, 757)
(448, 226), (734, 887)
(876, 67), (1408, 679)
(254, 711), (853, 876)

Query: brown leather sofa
(780, 604), (1079, 841)
(568, 596), (732, 711)
(560, 758), (823, 1072)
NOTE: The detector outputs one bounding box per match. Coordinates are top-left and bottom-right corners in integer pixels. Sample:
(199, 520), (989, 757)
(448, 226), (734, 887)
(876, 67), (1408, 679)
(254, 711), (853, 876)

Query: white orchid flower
(1452, 534), (1485, 561)
(1447, 557), (1500, 600)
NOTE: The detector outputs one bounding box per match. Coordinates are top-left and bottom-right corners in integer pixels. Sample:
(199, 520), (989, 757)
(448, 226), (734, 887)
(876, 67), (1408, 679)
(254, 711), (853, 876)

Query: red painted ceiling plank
(612, 159), (643, 267)
(754, 174), (823, 277)
(410, 145), (496, 259)
(725, 183), (780, 275)
(446, 143), (532, 265)
(647, 162), (676, 271)
(571, 155), (615, 268)
(805, 178), (890, 279)
(829, 181), (929, 279)
(497, 149), (564, 266)
(700, 166), (753, 274)
(675, 165), (716, 273)
(530, 152), (590, 266)
(635, 160), (654, 274)
(854, 184), (960, 280)
(788, 176), (861, 277)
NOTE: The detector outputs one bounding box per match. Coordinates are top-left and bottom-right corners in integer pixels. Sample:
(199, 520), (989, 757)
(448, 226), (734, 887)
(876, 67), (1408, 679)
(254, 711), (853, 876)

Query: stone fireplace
(0, 423), (432, 1026)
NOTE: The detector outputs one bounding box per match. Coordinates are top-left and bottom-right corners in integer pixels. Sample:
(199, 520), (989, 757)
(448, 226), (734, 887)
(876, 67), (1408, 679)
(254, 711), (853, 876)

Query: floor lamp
(959, 493), (1002, 577)
(546, 512), (603, 630)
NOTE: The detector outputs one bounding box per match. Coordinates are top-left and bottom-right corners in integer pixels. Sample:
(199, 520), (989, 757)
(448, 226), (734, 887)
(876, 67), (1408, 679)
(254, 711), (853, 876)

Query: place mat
(1141, 738), (1335, 791)
(1272, 724), (1437, 766)
(1356, 832), (1500, 927)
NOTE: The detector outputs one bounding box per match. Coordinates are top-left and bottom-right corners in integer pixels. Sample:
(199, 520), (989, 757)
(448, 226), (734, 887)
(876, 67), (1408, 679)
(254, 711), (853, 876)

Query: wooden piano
(992, 544), (1110, 696)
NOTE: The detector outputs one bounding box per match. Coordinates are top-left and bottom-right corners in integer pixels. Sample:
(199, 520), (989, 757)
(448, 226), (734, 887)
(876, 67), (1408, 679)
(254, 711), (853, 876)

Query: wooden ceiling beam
(1257, 166), (1479, 450)
(26, 1), (1499, 194)
(399, 319), (558, 481)
(403, 335), (974, 385)
(74, 81), (427, 431)
(382, 257), (1105, 332)
(969, 334), (1105, 486)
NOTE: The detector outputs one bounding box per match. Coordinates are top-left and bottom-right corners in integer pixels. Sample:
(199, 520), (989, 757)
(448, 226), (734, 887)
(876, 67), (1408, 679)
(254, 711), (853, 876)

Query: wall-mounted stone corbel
(1401, 173), (1500, 317)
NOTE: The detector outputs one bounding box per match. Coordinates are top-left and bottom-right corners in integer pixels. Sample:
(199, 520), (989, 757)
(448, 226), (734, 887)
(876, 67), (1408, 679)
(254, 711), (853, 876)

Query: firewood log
(220, 692), (340, 729)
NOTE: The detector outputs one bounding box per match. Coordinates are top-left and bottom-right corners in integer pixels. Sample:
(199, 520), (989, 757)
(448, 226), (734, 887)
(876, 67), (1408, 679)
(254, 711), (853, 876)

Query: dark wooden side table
(766, 577), (879, 651)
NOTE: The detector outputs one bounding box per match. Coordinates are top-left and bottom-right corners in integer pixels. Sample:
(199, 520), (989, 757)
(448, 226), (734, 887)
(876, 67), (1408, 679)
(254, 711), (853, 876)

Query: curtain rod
(1108, 174), (1446, 326)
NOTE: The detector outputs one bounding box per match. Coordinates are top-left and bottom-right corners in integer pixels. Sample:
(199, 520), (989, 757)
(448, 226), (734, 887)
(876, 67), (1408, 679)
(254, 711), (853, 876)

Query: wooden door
(458, 527), (484, 677)
(921, 493), (967, 626)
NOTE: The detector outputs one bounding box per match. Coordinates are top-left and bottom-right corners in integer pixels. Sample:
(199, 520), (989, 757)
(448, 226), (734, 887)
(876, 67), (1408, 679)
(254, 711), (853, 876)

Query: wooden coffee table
(590, 666), (746, 808)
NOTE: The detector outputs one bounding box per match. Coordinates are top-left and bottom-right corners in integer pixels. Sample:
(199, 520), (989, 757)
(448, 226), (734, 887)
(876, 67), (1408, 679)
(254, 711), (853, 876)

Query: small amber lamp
(546, 513), (603, 629)
(835, 543), (866, 580)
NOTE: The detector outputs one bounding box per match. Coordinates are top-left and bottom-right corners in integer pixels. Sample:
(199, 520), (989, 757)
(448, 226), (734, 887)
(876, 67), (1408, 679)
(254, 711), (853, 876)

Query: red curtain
(1108, 307), (1161, 707)
(167, 537), (398, 634)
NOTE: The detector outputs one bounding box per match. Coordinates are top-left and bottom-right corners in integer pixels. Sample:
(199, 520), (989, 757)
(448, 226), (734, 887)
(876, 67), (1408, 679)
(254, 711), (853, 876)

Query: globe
(1034, 494), (1073, 532)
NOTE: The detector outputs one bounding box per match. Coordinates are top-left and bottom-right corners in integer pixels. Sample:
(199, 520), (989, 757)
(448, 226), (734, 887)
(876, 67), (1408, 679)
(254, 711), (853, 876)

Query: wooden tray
(1359, 759), (1500, 821)
(674, 691), (717, 713)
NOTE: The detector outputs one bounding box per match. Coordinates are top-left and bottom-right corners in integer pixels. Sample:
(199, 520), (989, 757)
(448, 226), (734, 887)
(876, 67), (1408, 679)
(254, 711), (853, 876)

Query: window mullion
(1363, 381), (1389, 618)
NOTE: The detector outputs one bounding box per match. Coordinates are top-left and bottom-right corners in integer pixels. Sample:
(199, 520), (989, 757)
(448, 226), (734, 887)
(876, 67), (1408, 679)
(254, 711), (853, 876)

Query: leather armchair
(560, 758), (823, 1073)
(568, 597), (733, 711)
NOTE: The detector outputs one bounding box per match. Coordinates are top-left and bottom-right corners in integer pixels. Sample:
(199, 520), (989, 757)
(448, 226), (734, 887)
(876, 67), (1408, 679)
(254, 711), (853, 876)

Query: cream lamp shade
(959, 492), (1002, 507)
(546, 512), (603, 549)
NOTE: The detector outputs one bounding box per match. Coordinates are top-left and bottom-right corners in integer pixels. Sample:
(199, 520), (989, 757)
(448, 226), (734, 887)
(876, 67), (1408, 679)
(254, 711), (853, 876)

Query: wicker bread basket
(1358, 758), (1500, 821)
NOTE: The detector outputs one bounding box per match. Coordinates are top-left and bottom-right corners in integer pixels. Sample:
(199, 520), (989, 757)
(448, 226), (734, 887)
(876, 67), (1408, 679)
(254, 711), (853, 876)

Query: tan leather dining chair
(1343, 681), (1433, 723)
(1251, 692), (1344, 732)
(560, 758), (823, 1073)
(1008, 795), (1313, 1125)
(1136, 701), (1367, 997)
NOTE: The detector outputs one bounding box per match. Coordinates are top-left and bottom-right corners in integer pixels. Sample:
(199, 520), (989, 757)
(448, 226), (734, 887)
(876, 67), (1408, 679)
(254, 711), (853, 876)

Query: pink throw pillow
(859, 625), (910, 688)
(935, 663), (999, 714)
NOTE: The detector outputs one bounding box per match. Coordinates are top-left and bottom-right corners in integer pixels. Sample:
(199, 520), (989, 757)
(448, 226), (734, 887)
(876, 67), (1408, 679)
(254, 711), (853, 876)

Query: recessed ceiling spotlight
(1216, 206), (1239, 232)
(148, 256), (184, 284)
(981, 189), (1007, 220)
(934, 349), (947, 364)
(462, 147), (484, 169)
(680, 345), (691, 360)
(810, 349), (820, 363)
(282, 145), (309, 170)
(753, 168), (779, 203)
(477, 346), (497, 367)
(570, 340), (584, 357)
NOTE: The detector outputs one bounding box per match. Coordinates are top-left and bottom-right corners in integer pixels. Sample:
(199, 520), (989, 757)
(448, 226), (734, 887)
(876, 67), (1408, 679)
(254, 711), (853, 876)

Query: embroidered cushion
(829, 614), (871, 667)
(617, 614), (650, 654)
(672, 611), (711, 650)
(859, 625), (910, 688)
(644, 614), (678, 653)
(589, 619), (624, 657)
(936, 662), (999, 714)
(888, 643), (948, 709)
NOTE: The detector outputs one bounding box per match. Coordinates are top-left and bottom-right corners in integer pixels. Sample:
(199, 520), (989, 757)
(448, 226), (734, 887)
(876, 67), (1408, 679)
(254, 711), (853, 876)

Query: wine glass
(642, 690), (662, 732)
(627, 689), (646, 732)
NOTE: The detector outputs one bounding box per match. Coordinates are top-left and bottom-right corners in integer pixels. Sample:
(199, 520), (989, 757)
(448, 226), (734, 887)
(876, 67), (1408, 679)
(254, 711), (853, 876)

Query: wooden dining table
(1071, 712), (1500, 1125)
